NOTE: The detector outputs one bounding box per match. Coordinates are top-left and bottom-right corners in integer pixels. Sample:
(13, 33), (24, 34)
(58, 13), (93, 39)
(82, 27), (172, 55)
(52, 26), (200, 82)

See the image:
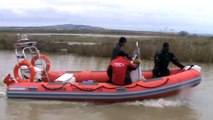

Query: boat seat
(55, 73), (76, 83)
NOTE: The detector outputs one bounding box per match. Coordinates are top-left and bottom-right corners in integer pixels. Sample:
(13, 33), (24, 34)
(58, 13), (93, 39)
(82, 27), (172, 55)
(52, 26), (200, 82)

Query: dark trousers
(152, 68), (170, 78)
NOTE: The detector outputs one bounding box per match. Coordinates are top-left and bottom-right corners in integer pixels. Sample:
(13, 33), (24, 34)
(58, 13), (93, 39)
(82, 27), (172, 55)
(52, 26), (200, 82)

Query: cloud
(0, 0), (213, 33)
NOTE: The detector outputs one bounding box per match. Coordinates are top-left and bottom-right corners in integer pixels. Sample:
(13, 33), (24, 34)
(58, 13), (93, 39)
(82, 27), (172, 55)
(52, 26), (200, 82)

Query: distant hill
(0, 24), (105, 31)
(0, 24), (185, 36)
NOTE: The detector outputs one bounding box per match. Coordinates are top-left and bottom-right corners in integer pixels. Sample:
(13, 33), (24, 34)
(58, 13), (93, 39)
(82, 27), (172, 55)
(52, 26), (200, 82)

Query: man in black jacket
(152, 42), (185, 78)
(111, 37), (129, 60)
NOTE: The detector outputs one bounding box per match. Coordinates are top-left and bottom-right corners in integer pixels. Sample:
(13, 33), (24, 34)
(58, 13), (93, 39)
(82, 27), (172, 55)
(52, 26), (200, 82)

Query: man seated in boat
(107, 50), (139, 85)
(152, 42), (185, 78)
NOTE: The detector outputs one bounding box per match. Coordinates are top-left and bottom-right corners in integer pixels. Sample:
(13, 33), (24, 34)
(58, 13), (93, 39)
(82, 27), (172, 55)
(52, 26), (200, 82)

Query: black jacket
(111, 44), (129, 60)
(153, 49), (184, 77)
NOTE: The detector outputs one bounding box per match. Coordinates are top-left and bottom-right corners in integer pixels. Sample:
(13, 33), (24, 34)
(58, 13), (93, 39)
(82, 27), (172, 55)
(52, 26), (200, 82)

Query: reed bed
(0, 32), (212, 62)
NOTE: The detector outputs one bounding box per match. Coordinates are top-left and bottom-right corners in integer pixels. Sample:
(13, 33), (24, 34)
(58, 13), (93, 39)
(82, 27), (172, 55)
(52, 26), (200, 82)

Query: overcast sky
(0, 0), (213, 34)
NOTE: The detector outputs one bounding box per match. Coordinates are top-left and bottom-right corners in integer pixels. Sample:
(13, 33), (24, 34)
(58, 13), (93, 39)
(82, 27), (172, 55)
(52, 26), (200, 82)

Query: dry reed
(0, 32), (213, 62)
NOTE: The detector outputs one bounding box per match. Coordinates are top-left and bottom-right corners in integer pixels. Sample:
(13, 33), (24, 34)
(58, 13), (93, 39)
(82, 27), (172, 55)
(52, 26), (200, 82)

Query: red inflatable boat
(4, 67), (201, 103)
(3, 35), (202, 103)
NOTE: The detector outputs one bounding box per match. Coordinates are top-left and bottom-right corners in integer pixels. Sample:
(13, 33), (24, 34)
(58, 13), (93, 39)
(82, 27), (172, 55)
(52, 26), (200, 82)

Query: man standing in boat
(152, 42), (185, 78)
(111, 37), (130, 60)
(107, 50), (139, 85)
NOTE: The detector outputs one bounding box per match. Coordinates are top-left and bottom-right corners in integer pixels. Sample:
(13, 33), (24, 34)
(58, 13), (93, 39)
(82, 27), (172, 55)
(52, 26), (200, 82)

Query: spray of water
(123, 98), (187, 108)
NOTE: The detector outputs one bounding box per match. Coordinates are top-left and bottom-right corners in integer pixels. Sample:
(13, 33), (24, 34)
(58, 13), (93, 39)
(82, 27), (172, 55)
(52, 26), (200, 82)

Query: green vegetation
(0, 31), (213, 62)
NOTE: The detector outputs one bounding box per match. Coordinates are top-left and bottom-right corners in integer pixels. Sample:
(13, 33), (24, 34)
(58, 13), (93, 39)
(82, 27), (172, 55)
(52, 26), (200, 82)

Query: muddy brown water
(0, 50), (212, 120)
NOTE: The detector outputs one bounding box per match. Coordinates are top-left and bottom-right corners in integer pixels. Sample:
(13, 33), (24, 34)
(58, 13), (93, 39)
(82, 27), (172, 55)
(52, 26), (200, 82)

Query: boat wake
(123, 98), (187, 108)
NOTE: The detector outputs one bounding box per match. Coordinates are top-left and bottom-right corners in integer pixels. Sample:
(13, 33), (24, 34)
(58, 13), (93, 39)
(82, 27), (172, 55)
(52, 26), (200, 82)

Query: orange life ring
(31, 54), (51, 73)
(14, 60), (36, 82)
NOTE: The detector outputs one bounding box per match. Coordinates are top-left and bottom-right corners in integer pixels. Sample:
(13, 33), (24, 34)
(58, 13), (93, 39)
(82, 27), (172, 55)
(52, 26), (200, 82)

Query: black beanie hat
(163, 42), (169, 48)
(119, 37), (127, 43)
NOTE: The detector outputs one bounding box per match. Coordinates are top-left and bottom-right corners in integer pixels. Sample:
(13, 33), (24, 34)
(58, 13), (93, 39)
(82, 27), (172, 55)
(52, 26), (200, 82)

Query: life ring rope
(41, 78), (169, 92)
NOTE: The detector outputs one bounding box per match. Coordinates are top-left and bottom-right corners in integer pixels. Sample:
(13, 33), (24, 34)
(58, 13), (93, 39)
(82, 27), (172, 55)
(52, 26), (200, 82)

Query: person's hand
(183, 66), (191, 70)
(183, 65), (201, 72)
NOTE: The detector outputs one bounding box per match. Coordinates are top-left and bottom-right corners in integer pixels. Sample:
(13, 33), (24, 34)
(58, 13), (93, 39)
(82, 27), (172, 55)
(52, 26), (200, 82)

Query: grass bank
(0, 32), (213, 63)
